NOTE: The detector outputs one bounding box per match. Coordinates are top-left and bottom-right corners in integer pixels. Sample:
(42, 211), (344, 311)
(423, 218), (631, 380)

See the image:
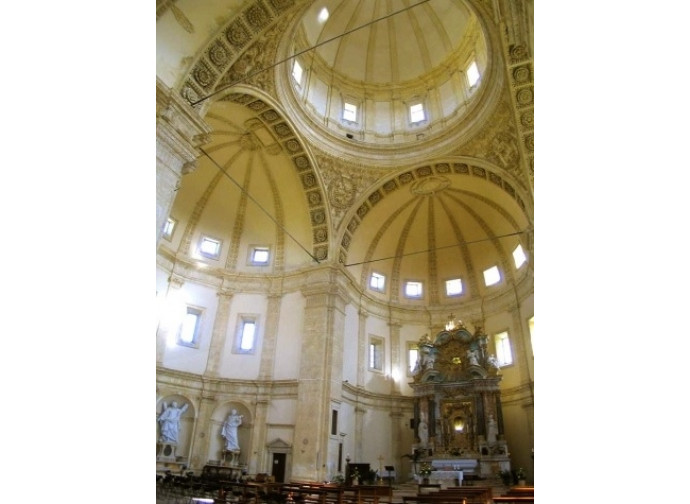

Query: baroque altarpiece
(410, 321), (511, 479)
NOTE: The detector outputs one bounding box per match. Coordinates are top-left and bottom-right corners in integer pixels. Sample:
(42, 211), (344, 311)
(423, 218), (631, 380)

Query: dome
(278, 0), (497, 155)
(158, 0), (534, 315)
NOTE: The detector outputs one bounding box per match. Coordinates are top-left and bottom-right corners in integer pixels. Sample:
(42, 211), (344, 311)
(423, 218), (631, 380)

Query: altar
(419, 470), (463, 487)
(409, 323), (512, 482)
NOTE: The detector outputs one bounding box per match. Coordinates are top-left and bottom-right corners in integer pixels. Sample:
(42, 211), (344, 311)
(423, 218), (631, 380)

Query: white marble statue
(487, 414), (498, 444)
(158, 401), (189, 444)
(222, 409), (244, 451)
(467, 348), (480, 366)
(418, 414), (429, 446)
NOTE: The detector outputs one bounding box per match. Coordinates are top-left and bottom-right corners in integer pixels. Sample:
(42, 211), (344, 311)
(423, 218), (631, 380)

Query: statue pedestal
(157, 442), (178, 462)
(223, 449), (241, 466)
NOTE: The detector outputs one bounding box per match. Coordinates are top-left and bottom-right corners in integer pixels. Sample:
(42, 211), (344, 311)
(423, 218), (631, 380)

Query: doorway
(272, 452), (286, 482)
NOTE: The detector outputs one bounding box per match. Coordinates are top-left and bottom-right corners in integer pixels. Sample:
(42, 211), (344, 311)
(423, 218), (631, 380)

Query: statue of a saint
(467, 348), (480, 366)
(418, 418), (429, 446)
(222, 409), (244, 451)
(158, 401), (189, 444)
(487, 414), (498, 444)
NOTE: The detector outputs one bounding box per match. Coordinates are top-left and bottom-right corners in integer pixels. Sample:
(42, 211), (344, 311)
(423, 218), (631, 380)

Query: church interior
(156, 0), (534, 499)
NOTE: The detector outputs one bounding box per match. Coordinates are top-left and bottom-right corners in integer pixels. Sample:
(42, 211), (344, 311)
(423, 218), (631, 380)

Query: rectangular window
(234, 315), (258, 354)
(513, 244), (527, 269)
(343, 102), (357, 122)
(370, 272), (386, 292)
(445, 278), (463, 296)
(249, 246), (270, 265)
(199, 236), (222, 259)
(162, 217), (176, 241)
(178, 306), (202, 347)
(407, 342), (419, 375)
(494, 331), (513, 366)
(404, 281), (423, 298)
(410, 103), (425, 123)
(368, 336), (384, 371)
(292, 60), (303, 85)
(483, 265), (501, 286)
(466, 60), (480, 87)
(528, 316), (534, 356)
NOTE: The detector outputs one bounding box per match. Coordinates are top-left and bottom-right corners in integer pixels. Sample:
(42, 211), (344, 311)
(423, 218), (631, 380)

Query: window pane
(495, 331), (513, 366)
(240, 321), (256, 350)
(200, 237), (221, 257)
(410, 103), (425, 122)
(513, 244), (527, 268)
(163, 218), (175, 239)
(467, 60), (480, 87)
(528, 317), (534, 355)
(344, 102), (357, 121)
(292, 60), (303, 84)
(253, 247), (269, 263)
(409, 347), (419, 373)
(446, 278), (463, 296)
(370, 272), (385, 290)
(180, 311), (199, 343)
(483, 266), (500, 286)
(369, 339), (383, 370)
(405, 281), (423, 297)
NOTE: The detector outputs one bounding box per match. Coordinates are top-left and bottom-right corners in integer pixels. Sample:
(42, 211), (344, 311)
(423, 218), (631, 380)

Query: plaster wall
(161, 280), (219, 374)
(217, 293), (267, 379)
(273, 291), (306, 380)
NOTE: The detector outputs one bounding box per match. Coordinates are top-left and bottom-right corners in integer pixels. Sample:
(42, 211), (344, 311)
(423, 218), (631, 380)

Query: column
(204, 288), (234, 377)
(156, 78), (211, 246)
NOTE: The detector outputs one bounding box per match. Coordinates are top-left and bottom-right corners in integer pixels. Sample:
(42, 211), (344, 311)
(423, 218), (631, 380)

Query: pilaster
(357, 308), (368, 387)
(188, 391), (218, 471)
(388, 320), (402, 395)
(258, 294), (282, 381)
(354, 405), (366, 462)
(291, 279), (348, 481)
(156, 79), (212, 246)
(204, 289), (234, 377)
(156, 274), (185, 365)
(249, 399), (270, 474)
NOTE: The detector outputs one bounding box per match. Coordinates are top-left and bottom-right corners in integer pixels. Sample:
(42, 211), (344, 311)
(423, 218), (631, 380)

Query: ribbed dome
(282, 0), (492, 149)
(299, 0), (476, 86)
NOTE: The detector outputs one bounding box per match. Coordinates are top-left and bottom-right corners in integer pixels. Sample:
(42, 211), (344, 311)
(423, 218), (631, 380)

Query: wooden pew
(352, 485), (393, 504)
(492, 497), (534, 503)
(505, 486), (533, 497)
(401, 486), (492, 504)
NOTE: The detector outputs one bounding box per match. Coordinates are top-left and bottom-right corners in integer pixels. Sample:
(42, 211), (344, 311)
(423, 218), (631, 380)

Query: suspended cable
(190, 0), (431, 106)
(199, 147), (321, 264)
(343, 229), (529, 267)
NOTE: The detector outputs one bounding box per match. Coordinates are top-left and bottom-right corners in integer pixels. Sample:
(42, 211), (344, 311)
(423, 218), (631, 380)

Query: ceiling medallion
(410, 175), (450, 196)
